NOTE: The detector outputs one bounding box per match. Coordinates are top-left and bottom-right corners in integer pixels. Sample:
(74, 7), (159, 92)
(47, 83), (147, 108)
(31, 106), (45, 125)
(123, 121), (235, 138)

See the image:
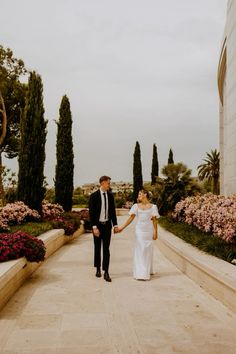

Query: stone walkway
(0, 216), (236, 354)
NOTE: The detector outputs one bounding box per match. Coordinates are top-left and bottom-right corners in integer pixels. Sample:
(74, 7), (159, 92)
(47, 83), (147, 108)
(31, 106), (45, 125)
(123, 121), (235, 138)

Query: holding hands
(114, 225), (158, 240)
(113, 226), (123, 233)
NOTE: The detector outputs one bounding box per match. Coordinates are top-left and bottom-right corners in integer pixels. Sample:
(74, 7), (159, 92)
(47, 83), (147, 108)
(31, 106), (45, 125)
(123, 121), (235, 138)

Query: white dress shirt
(99, 188), (108, 222)
(92, 189), (118, 229)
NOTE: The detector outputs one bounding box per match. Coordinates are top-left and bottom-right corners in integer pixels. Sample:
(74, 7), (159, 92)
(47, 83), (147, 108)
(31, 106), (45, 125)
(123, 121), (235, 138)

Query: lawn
(8, 221), (53, 237)
(158, 217), (236, 264)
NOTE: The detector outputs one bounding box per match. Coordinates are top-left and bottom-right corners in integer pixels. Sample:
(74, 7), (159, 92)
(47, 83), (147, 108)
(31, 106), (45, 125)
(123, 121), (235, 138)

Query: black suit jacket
(89, 190), (117, 228)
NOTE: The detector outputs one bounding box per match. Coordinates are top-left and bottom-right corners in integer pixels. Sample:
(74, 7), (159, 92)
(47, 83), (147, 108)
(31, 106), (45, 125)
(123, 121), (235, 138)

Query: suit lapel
(107, 192), (113, 213)
(96, 190), (102, 212)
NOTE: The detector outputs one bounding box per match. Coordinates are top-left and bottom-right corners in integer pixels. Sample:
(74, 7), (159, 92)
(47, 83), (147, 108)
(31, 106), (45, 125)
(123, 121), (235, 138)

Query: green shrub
(159, 217), (236, 264)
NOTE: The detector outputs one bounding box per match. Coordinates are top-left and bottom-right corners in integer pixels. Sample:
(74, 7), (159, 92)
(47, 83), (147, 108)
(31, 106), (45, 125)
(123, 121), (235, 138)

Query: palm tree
(197, 149), (220, 194)
(160, 162), (201, 213)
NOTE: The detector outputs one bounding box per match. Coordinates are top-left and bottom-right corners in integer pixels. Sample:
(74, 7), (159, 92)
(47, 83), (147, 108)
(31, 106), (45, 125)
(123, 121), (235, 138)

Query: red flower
(0, 231), (46, 263)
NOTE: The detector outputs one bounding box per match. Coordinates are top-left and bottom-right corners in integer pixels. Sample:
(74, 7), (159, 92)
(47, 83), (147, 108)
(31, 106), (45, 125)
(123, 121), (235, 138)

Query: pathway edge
(157, 226), (236, 312)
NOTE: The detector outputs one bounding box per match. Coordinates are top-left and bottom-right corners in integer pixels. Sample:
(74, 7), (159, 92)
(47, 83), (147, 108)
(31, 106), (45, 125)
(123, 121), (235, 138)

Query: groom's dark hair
(99, 175), (111, 184)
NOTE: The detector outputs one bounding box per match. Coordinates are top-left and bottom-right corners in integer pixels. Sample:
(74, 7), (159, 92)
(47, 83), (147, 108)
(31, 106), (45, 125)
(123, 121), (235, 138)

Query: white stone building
(218, 0), (236, 195)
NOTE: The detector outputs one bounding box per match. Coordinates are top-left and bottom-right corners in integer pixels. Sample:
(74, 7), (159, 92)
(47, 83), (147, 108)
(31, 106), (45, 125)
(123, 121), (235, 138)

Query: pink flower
(41, 201), (64, 220)
(173, 193), (236, 243)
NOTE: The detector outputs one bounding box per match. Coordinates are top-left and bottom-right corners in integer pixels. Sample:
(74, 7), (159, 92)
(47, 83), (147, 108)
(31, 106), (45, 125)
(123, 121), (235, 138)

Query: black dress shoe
(104, 272), (112, 282)
(96, 269), (101, 277)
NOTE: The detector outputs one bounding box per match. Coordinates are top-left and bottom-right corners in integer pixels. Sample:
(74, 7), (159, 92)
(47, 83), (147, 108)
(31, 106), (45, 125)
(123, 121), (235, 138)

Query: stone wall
(218, 0), (236, 195)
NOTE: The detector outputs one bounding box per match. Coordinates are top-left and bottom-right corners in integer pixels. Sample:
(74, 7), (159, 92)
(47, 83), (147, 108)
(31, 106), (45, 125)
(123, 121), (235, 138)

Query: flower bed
(41, 201), (81, 235)
(0, 201), (89, 235)
(172, 193), (236, 243)
(76, 209), (91, 232)
(0, 201), (82, 263)
(0, 201), (40, 231)
(51, 211), (81, 235)
(42, 201), (64, 220)
(0, 231), (46, 262)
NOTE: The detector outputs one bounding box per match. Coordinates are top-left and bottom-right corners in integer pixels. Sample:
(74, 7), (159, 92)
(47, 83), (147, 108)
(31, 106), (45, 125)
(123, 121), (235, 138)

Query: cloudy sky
(1, 0), (227, 186)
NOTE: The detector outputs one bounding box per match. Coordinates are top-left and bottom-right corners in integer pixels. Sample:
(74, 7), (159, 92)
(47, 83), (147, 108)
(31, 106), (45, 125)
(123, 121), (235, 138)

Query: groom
(89, 176), (118, 282)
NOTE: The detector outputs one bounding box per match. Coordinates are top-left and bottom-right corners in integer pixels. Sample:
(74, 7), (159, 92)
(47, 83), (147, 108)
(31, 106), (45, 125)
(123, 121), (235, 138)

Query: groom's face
(101, 179), (111, 191)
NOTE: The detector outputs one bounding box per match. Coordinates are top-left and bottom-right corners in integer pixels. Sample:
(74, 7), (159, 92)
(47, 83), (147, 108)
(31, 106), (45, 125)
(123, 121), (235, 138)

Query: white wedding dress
(129, 203), (160, 280)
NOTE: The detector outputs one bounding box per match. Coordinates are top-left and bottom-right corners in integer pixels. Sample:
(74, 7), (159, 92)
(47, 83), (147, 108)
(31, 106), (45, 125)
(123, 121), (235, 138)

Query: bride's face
(138, 191), (146, 202)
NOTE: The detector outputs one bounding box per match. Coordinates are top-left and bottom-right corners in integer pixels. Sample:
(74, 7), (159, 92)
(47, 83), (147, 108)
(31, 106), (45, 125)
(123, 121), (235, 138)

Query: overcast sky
(1, 0), (227, 186)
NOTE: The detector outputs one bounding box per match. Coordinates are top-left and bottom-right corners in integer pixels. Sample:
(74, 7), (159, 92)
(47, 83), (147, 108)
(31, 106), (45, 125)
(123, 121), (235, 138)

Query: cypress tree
(17, 71), (47, 212)
(168, 148), (174, 164)
(151, 143), (159, 185)
(133, 141), (143, 202)
(55, 95), (74, 211)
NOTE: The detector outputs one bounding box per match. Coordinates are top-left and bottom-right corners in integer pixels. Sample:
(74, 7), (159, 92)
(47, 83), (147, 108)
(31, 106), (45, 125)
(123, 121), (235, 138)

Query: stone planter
(0, 224), (84, 312)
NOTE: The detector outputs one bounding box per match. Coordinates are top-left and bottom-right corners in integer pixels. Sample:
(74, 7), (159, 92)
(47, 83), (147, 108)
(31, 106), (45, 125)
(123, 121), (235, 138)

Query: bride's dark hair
(139, 189), (150, 199)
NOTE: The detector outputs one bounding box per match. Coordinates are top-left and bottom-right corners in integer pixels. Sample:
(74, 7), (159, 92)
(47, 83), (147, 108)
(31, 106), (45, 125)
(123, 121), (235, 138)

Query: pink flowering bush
(0, 201), (64, 232)
(0, 231), (46, 262)
(123, 201), (133, 209)
(173, 193), (236, 243)
(0, 215), (9, 231)
(0, 201), (40, 230)
(77, 209), (89, 221)
(41, 201), (64, 220)
(76, 209), (91, 232)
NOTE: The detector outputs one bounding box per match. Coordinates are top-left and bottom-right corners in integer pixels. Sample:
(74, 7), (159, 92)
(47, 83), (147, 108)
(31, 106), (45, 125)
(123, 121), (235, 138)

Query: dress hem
(134, 276), (151, 280)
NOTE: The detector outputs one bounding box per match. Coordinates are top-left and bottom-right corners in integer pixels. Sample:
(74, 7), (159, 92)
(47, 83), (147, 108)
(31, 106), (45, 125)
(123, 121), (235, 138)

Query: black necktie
(103, 193), (107, 220)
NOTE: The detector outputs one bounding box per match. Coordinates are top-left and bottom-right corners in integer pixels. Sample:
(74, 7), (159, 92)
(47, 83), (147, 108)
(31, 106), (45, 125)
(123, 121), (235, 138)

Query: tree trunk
(0, 90), (7, 146)
(0, 90), (7, 206)
(213, 176), (219, 195)
(0, 152), (5, 206)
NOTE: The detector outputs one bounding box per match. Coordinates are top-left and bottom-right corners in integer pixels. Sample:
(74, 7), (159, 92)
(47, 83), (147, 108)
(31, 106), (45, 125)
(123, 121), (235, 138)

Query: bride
(118, 189), (160, 280)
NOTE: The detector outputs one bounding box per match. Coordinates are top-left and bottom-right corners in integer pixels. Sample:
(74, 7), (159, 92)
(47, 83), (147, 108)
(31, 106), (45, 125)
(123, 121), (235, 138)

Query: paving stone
(0, 216), (236, 353)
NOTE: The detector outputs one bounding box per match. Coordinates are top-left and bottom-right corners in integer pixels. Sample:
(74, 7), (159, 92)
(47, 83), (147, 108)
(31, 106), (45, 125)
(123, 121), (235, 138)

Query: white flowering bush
(0, 201), (40, 229)
(41, 201), (64, 220)
(173, 193), (236, 243)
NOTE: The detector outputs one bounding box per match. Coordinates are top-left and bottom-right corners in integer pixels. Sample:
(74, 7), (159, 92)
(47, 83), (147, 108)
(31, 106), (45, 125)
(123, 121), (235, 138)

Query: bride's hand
(153, 232), (158, 240)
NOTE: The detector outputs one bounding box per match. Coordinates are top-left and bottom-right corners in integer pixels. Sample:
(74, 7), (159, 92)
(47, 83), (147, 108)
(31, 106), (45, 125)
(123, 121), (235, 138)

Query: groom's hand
(113, 226), (119, 234)
(93, 227), (100, 237)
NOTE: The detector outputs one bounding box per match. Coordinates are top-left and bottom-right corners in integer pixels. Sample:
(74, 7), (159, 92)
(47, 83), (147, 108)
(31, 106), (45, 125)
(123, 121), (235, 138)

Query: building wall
(218, 0), (236, 195)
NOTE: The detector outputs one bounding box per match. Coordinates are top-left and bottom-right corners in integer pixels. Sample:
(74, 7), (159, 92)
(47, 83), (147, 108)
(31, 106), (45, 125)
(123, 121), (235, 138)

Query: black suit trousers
(93, 222), (112, 272)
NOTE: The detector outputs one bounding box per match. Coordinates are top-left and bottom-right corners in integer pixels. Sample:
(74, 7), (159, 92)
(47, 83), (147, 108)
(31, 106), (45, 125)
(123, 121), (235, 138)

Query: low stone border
(158, 226), (236, 312)
(0, 225), (84, 312)
(73, 207), (129, 216)
(116, 208), (129, 216)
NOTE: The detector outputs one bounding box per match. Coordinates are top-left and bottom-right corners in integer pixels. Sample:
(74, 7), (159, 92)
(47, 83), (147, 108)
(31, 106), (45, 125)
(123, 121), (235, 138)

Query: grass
(8, 221), (53, 237)
(158, 216), (236, 264)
